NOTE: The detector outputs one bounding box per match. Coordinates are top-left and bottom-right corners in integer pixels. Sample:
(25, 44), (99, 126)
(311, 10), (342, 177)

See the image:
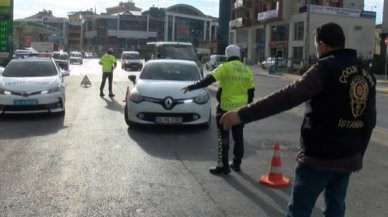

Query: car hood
(0, 76), (62, 92)
(135, 80), (204, 98)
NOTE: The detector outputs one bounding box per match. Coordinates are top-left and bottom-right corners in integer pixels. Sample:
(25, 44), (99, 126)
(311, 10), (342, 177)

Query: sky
(13, 0), (384, 24)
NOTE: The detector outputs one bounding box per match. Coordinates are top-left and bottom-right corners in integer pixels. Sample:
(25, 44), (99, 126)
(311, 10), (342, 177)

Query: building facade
(12, 3), (219, 57)
(13, 9), (67, 50)
(228, 0), (376, 66)
(81, 3), (219, 56)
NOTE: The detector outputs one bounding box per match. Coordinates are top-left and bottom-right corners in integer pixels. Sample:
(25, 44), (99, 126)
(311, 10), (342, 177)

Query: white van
(206, 55), (226, 70)
(121, 51), (143, 71)
(69, 51), (83, 64)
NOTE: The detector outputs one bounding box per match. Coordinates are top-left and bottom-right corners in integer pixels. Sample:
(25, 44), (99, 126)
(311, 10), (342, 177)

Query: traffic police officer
(182, 45), (255, 174)
(99, 48), (117, 97)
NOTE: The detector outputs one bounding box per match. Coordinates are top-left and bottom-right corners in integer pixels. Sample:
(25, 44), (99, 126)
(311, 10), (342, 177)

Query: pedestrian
(99, 48), (117, 97)
(181, 45), (255, 175)
(220, 22), (376, 217)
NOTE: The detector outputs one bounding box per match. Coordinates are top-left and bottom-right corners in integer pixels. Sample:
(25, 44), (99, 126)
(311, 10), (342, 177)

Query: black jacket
(238, 49), (376, 173)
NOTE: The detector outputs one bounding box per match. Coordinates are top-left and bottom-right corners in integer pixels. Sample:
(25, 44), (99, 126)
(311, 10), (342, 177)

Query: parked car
(121, 51), (143, 71)
(260, 57), (287, 69)
(206, 54), (226, 70)
(69, 51), (83, 64)
(124, 59), (211, 128)
(0, 57), (66, 115)
(52, 51), (70, 72)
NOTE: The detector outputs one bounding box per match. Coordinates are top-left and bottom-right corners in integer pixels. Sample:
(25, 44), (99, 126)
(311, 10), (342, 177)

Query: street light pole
(385, 48), (387, 80)
(305, 0), (311, 65)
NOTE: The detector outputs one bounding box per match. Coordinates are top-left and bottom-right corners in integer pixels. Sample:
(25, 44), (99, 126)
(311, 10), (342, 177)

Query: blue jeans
(286, 163), (351, 217)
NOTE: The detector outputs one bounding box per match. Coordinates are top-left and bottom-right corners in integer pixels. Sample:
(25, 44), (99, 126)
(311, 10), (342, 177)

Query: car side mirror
(128, 75), (136, 84)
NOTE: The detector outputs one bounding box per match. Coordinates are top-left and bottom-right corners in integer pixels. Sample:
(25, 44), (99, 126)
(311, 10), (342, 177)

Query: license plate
(14, 99), (38, 105)
(155, 117), (183, 124)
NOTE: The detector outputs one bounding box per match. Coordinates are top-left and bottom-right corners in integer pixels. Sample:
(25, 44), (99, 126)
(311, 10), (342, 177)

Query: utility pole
(305, 0), (311, 65)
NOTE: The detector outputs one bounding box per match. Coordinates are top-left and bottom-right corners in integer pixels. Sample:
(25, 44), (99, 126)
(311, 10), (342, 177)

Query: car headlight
(129, 88), (144, 103)
(0, 87), (11, 95)
(193, 89), (209, 104)
(41, 86), (63, 94)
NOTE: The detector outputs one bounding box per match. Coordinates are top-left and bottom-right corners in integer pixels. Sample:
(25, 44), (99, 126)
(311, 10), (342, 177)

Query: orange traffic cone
(259, 142), (290, 188)
(123, 86), (129, 102)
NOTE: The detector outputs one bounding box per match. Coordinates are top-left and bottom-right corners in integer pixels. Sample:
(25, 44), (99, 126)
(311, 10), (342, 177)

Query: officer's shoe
(100, 92), (105, 97)
(109, 93), (115, 97)
(229, 161), (241, 172)
(209, 166), (230, 175)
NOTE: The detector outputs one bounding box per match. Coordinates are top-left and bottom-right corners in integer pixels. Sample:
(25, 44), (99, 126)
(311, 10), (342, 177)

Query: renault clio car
(124, 59), (211, 128)
(0, 57), (66, 115)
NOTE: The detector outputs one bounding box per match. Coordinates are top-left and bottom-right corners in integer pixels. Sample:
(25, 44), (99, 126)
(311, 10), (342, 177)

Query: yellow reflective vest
(99, 54), (116, 73)
(211, 60), (254, 111)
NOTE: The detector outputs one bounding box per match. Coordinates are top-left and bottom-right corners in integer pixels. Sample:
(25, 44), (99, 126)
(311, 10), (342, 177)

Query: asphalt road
(0, 59), (387, 217)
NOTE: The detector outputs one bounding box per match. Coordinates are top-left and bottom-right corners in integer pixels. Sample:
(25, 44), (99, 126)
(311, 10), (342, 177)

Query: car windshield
(71, 53), (82, 57)
(159, 45), (197, 61)
(140, 62), (200, 81)
(53, 53), (69, 60)
(3, 61), (58, 77)
(122, 53), (139, 59)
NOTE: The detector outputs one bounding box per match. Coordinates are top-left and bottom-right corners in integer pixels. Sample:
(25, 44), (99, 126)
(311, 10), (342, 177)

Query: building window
(293, 47), (303, 63)
(294, 21), (304, 41)
(271, 24), (289, 41)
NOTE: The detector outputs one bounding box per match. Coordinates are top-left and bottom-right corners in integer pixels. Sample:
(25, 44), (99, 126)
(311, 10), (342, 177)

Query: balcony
(233, 0), (253, 10)
(229, 18), (252, 29)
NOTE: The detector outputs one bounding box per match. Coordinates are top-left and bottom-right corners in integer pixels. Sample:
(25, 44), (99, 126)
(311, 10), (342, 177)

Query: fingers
(181, 86), (188, 94)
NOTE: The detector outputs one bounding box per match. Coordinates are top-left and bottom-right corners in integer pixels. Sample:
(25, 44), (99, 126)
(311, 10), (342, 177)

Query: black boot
(209, 166), (230, 175)
(229, 161), (241, 172)
(100, 92), (105, 97)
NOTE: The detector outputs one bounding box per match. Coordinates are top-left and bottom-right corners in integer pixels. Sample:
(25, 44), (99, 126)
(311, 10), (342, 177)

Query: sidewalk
(248, 64), (388, 94)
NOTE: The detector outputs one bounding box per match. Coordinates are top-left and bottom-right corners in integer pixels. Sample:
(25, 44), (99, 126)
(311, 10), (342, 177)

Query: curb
(377, 88), (388, 94)
(253, 71), (388, 94)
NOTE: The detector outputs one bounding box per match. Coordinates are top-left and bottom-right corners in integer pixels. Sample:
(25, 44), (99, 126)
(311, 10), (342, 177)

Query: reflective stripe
(269, 166), (283, 173)
(220, 102), (247, 110)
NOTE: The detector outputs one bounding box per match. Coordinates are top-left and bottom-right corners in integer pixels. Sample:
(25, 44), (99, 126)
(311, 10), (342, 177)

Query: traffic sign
(385, 37), (388, 45)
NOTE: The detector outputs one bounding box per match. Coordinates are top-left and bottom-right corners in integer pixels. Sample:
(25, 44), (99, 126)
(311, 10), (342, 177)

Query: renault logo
(163, 97), (174, 110)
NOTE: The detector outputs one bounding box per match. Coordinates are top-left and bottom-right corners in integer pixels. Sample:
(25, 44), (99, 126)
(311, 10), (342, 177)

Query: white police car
(0, 57), (66, 115)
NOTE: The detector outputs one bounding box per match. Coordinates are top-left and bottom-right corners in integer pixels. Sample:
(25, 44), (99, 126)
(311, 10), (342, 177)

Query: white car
(261, 57), (287, 69)
(0, 57), (66, 115)
(124, 59), (211, 128)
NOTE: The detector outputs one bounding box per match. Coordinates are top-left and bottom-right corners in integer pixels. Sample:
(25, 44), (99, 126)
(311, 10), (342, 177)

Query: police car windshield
(3, 61), (58, 77)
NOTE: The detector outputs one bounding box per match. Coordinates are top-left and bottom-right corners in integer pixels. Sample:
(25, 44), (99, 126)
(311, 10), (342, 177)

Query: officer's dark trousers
(100, 71), (113, 94)
(216, 109), (244, 167)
